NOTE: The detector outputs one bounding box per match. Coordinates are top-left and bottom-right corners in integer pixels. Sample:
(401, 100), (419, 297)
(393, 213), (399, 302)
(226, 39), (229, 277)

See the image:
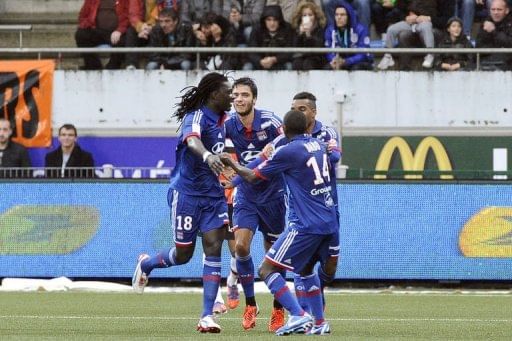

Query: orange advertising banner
(0, 60), (55, 147)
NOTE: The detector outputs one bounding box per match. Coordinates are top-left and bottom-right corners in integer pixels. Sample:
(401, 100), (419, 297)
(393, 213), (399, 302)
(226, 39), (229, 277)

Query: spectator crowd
(73, 0), (512, 71)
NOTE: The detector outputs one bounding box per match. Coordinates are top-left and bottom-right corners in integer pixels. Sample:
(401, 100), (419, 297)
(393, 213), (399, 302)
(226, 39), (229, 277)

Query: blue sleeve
(231, 155), (265, 186)
(324, 26), (336, 63)
(256, 146), (293, 180)
(181, 111), (201, 142)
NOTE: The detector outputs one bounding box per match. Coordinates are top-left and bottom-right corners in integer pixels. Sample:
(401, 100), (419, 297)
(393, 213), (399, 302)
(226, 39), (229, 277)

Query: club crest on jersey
(256, 130), (268, 141)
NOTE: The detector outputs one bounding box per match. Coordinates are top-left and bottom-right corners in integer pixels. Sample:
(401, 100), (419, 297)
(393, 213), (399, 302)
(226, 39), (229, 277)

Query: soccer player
(290, 92), (341, 314)
(224, 77), (286, 331)
(220, 109), (338, 336)
(132, 72), (232, 333)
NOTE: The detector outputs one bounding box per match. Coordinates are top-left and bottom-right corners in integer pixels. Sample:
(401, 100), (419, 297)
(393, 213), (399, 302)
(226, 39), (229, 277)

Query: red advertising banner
(0, 60), (55, 147)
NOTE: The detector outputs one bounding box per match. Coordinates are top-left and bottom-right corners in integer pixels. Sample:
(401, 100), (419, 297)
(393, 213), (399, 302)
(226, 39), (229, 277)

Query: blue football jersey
(255, 134), (338, 234)
(225, 109), (284, 204)
(169, 106), (226, 198)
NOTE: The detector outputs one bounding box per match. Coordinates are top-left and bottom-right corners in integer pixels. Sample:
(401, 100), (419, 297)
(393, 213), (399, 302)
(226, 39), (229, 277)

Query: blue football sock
(141, 247), (178, 275)
(264, 272), (303, 316)
(202, 256), (222, 317)
(302, 273), (324, 325)
(236, 254), (255, 302)
(293, 273), (309, 312)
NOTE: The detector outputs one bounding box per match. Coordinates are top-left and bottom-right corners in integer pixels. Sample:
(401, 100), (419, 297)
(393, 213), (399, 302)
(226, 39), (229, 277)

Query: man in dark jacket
(245, 5), (295, 70)
(45, 124), (95, 178)
(0, 118), (31, 178)
(476, 0), (512, 70)
(146, 8), (195, 70)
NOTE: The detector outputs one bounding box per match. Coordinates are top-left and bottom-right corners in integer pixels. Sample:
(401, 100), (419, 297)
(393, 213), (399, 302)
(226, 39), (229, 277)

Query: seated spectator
(245, 5), (295, 70)
(322, 0), (372, 30)
(324, 0), (373, 70)
(436, 16), (474, 71)
(180, 0), (223, 25)
(75, 0), (129, 70)
(267, 0), (323, 24)
(291, 0), (328, 70)
(125, 0), (160, 69)
(371, 0), (408, 39)
(146, 8), (195, 70)
(457, 0), (492, 38)
(193, 12), (239, 70)
(378, 0), (455, 70)
(0, 118), (31, 178)
(45, 124), (95, 178)
(220, 0), (265, 43)
(476, 0), (512, 70)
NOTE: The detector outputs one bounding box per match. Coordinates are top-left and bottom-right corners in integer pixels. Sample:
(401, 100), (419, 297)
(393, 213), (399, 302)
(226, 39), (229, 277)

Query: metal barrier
(0, 46), (510, 70)
(0, 167), (172, 179)
(0, 25), (33, 48)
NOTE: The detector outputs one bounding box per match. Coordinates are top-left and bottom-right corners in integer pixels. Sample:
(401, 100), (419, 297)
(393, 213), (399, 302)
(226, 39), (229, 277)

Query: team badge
(256, 130), (267, 141)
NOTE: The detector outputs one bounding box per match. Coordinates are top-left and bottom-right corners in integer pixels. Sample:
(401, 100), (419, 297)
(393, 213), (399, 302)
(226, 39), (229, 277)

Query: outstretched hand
(219, 153), (237, 167)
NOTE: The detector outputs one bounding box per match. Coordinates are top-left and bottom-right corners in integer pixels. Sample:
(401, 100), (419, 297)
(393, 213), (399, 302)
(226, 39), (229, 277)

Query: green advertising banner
(342, 136), (512, 179)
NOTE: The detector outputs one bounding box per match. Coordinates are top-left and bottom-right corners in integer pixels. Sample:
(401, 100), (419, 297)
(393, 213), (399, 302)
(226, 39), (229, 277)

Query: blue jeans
(456, 0), (490, 37)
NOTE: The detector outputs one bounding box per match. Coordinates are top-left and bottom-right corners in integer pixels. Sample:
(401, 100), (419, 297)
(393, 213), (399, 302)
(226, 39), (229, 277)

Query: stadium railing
(0, 25), (33, 48)
(1, 167), (511, 180)
(0, 46), (509, 70)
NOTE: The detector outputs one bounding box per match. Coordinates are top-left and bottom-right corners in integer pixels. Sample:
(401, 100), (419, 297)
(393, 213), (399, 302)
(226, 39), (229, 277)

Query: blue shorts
(167, 189), (228, 247)
(232, 191), (286, 243)
(265, 228), (336, 273)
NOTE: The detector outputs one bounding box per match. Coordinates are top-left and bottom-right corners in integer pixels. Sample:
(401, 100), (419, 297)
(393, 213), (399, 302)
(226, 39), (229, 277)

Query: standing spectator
(146, 8), (195, 70)
(371, 0), (409, 39)
(266, 0), (323, 24)
(125, 0), (161, 69)
(0, 118), (31, 178)
(378, 0), (456, 70)
(291, 0), (328, 70)
(457, 0), (492, 38)
(324, 0), (373, 70)
(436, 16), (474, 70)
(245, 5), (295, 70)
(221, 0), (266, 42)
(476, 0), (512, 70)
(180, 0), (223, 25)
(45, 124), (95, 178)
(75, 0), (130, 70)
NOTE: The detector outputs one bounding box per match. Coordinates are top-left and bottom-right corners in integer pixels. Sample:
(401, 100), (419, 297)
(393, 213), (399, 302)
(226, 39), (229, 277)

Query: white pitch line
(0, 315), (510, 323)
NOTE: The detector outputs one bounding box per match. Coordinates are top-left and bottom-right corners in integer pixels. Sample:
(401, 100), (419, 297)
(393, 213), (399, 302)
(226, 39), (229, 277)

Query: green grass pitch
(0, 291), (511, 339)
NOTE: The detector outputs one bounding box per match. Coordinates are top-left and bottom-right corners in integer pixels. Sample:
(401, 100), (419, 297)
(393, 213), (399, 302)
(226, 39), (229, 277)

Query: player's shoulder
(259, 109), (282, 130)
(317, 122), (338, 140)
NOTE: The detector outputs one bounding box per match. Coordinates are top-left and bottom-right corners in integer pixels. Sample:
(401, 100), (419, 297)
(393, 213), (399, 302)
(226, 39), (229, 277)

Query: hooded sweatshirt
(324, 0), (372, 66)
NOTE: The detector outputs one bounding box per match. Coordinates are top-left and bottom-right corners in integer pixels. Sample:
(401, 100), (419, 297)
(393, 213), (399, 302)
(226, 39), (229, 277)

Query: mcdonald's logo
(374, 136), (454, 180)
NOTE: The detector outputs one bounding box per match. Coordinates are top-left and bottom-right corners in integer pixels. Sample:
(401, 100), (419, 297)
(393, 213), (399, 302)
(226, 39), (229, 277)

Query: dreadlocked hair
(173, 72), (229, 122)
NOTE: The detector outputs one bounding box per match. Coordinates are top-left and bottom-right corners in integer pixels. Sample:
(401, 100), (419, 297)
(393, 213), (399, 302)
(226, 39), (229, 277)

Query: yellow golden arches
(374, 136), (454, 180)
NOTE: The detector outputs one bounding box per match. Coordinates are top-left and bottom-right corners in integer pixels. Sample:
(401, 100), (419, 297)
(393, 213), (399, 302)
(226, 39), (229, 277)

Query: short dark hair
(233, 77), (258, 98)
(283, 110), (307, 136)
(59, 124), (77, 136)
(293, 91), (317, 108)
(159, 8), (179, 20)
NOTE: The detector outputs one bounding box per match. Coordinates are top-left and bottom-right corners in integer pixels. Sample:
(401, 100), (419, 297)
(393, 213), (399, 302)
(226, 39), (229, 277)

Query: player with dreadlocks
(132, 72), (233, 333)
